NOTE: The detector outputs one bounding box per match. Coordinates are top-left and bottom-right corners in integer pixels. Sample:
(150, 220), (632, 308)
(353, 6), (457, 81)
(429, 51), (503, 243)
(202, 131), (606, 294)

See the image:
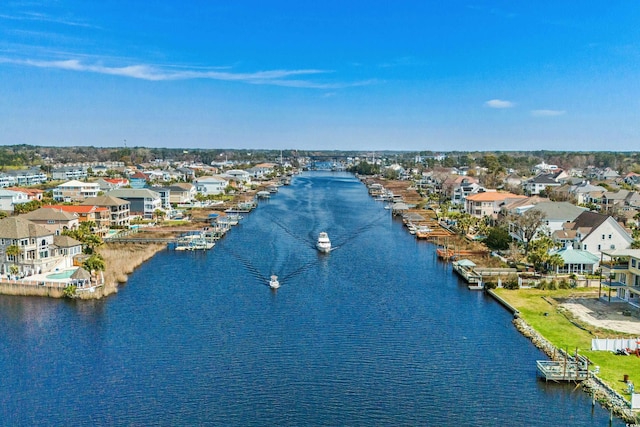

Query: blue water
(0, 172), (624, 426)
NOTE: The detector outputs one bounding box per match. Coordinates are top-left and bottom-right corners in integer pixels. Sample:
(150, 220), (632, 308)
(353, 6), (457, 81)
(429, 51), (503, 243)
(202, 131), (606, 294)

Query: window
(597, 245), (601, 250)
(602, 234), (605, 240)
(608, 234), (612, 239)
(632, 259), (637, 268)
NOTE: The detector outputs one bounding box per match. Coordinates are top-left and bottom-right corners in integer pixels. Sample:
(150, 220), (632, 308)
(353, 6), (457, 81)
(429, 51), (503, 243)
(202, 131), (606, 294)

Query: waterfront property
(81, 195), (131, 228)
(107, 188), (162, 220)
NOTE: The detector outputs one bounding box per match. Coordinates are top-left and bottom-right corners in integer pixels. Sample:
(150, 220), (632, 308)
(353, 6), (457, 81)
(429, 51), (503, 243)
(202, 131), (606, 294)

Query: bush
(503, 274), (520, 290)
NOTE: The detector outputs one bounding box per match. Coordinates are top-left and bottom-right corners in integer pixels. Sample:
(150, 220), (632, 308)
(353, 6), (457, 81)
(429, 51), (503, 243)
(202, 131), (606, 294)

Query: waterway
(0, 172), (624, 426)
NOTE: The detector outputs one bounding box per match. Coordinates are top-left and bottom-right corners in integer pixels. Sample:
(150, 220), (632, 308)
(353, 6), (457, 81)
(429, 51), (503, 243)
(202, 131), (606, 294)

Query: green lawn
(494, 287), (640, 396)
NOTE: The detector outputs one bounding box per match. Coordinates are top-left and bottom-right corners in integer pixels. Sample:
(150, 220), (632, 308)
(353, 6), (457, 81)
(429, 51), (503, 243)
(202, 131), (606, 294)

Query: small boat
(269, 275), (280, 289)
(316, 232), (331, 253)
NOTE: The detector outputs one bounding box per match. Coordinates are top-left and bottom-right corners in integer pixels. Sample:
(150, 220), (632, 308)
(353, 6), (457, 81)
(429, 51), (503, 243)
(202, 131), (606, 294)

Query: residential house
(0, 217), (59, 276)
(451, 179), (485, 206)
(52, 165), (87, 181)
(223, 169), (251, 184)
(44, 205), (111, 235)
(167, 183), (196, 204)
(2, 167), (48, 187)
(247, 163), (277, 179)
(194, 176), (228, 196)
(464, 191), (526, 219)
(0, 189), (31, 212)
(559, 211), (633, 258)
(81, 195), (131, 228)
(53, 180), (100, 202)
(53, 235), (84, 269)
(22, 208), (80, 235)
(568, 181), (607, 205)
(6, 187), (44, 201)
(548, 246), (600, 275)
(600, 249), (640, 307)
(107, 188), (162, 219)
(95, 178), (129, 192)
(153, 187), (172, 211)
(523, 173), (562, 196)
(129, 171), (149, 189)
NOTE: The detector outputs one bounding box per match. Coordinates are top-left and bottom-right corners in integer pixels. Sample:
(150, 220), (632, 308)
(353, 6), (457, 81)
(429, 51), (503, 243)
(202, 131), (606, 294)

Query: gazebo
(70, 267), (92, 288)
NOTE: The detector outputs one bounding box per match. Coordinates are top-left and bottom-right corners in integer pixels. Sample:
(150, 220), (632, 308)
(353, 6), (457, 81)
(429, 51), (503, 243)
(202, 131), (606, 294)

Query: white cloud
(485, 99), (515, 109)
(531, 109), (566, 117)
(0, 57), (374, 89)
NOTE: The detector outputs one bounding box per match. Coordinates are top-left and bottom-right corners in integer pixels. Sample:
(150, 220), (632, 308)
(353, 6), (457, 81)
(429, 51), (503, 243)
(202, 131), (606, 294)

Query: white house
(53, 180), (101, 202)
(223, 169), (251, 183)
(0, 189), (31, 212)
(559, 211), (633, 258)
(194, 176), (229, 196)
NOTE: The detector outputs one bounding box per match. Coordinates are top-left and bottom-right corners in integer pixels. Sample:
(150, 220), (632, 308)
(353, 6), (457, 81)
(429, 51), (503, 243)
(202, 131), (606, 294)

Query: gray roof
(23, 208), (77, 222)
(107, 188), (160, 199)
(81, 195), (130, 207)
(53, 234), (82, 248)
(0, 217), (52, 239)
(531, 202), (587, 221)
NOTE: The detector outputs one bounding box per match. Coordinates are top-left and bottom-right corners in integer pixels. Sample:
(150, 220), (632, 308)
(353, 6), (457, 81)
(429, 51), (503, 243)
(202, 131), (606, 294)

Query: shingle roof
(23, 208), (77, 221)
(81, 195), (130, 207)
(0, 217), (52, 239)
(53, 235), (82, 248)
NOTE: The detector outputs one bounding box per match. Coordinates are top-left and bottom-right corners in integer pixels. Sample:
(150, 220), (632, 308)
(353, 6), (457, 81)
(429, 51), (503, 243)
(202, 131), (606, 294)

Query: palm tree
(5, 244), (21, 262)
(83, 253), (105, 272)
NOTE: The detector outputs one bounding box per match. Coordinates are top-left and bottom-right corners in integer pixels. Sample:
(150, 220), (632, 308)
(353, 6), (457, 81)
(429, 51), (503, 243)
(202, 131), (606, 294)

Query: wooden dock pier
(537, 354), (590, 382)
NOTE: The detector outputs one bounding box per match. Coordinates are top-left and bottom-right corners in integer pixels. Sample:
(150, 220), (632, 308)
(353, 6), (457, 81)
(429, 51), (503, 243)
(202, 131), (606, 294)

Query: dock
(536, 354), (590, 382)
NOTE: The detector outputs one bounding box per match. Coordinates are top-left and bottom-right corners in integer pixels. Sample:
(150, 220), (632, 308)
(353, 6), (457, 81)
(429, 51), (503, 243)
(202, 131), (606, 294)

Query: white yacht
(316, 232), (332, 253)
(269, 275), (280, 289)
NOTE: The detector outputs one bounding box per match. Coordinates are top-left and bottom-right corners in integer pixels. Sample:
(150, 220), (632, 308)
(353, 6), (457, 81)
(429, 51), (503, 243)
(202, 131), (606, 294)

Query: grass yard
(494, 287), (640, 396)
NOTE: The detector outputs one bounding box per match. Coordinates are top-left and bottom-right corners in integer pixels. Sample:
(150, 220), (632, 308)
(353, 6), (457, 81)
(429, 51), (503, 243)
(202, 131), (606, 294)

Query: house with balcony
(95, 178), (129, 192)
(107, 188), (162, 219)
(53, 180), (101, 202)
(43, 205), (111, 236)
(194, 176), (228, 196)
(52, 165), (87, 181)
(167, 183), (196, 204)
(0, 217), (60, 277)
(81, 195), (130, 228)
(22, 208), (80, 235)
(464, 191), (526, 219)
(523, 173), (562, 196)
(0, 189), (31, 212)
(3, 168), (48, 187)
(600, 249), (640, 307)
(558, 211), (633, 258)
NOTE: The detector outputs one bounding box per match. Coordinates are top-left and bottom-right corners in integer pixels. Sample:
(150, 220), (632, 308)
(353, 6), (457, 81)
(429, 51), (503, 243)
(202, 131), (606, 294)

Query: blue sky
(1, 1), (638, 151)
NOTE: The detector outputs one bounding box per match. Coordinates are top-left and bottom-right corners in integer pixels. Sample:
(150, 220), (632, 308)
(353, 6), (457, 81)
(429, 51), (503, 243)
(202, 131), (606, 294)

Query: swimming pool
(46, 268), (77, 280)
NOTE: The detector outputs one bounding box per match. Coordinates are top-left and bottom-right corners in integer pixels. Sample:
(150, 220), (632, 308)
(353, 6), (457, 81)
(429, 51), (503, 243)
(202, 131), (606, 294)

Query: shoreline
(487, 289), (639, 423)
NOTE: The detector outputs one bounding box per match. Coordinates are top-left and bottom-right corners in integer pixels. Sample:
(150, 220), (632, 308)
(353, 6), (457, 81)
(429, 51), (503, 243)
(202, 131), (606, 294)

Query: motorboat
(269, 275), (280, 289)
(316, 232), (331, 253)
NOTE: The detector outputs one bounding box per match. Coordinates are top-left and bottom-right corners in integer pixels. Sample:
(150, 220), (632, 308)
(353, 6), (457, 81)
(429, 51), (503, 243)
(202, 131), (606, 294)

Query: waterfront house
(600, 249), (640, 307)
(22, 208), (80, 235)
(0, 189), (31, 212)
(0, 217), (59, 277)
(464, 191), (526, 219)
(558, 211), (633, 258)
(222, 169), (251, 184)
(247, 163), (277, 179)
(43, 205), (110, 235)
(53, 235), (83, 269)
(53, 180), (101, 202)
(548, 245), (600, 274)
(153, 187), (172, 210)
(194, 176), (228, 196)
(106, 188), (162, 220)
(167, 183), (196, 204)
(81, 195), (131, 228)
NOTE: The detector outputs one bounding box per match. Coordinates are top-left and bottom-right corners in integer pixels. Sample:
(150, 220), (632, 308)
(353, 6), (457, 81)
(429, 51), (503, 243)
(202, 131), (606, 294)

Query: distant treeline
(0, 145), (639, 173)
